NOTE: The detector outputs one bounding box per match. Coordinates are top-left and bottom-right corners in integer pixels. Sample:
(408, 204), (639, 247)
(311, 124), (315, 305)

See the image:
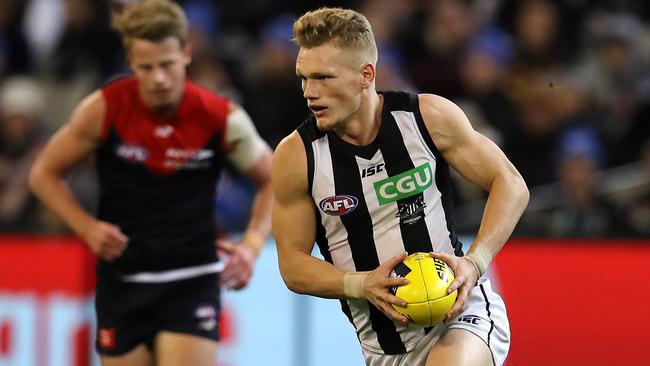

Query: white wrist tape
(464, 245), (493, 278)
(463, 256), (482, 281)
(343, 272), (369, 299)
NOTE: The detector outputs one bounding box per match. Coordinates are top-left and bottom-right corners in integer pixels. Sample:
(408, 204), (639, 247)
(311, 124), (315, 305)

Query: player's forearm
(471, 170), (529, 261)
(29, 168), (94, 237)
(242, 180), (273, 256)
(279, 249), (348, 299)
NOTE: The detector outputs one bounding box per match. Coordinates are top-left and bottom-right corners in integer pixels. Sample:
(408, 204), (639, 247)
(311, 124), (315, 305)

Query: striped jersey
(297, 91), (463, 354)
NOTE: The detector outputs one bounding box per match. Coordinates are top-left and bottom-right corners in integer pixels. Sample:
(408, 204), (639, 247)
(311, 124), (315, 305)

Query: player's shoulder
(63, 89), (107, 139)
(417, 93), (461, 116)
(416, 93), (476, 154)
(275, 131), (305, 162)
(417, 93), (469, 129)
(272, 131), (309, 198)
(274, 131), (308, 175)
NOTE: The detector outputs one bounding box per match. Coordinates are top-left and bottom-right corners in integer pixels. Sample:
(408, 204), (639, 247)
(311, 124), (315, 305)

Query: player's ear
(126, 50), (135, 71)
(183, 42), (193, 66)
(360, 63), (375, 89)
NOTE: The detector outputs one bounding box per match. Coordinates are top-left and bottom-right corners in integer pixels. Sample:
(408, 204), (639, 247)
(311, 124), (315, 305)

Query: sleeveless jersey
(96, 76), (229, 276)
(297, 91), (463, 355)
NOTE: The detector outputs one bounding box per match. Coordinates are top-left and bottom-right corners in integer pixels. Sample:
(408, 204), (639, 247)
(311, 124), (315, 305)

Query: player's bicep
(273, 192), (317, 256)
(271, 133), (316, 257)
(33, 91), (105, 175)
(445, 132), (514, 192)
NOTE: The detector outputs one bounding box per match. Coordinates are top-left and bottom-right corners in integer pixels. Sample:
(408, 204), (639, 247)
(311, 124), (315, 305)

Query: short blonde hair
(112, 0), (188, 50)
(293, 7), (378, 65)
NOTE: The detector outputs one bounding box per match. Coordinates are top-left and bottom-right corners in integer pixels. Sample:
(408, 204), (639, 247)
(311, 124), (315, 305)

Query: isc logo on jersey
(319, 195), (358, 216)
(374, 163), (433, 205)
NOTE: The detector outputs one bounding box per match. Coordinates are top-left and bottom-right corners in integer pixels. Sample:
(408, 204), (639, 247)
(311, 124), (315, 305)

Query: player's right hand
(363, 252), (410, 326)
(83, 220), (129, 261)
(429, 251), (477, 322)
(217, 239), (256, 290)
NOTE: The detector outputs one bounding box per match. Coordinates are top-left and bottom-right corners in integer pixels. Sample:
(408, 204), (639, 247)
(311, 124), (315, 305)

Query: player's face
(129, 37), (190, 115)
(296, 43), (366, 131)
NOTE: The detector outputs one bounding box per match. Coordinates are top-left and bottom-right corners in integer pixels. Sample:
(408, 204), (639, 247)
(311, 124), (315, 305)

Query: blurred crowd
(0, 0), (648, 237)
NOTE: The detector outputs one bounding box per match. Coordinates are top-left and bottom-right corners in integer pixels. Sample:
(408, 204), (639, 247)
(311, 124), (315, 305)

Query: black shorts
(95, 273), (220, 356)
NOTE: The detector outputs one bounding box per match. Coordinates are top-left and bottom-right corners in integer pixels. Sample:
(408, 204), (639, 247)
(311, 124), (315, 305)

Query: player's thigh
(154, 331), (218, 366)
(101, 344), (153, 366)
(425, 328), (493, 366)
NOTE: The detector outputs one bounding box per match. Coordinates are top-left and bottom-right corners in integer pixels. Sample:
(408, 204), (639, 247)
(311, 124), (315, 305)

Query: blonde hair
(112, 0), (188, 50)
(293, 7), (378, 65)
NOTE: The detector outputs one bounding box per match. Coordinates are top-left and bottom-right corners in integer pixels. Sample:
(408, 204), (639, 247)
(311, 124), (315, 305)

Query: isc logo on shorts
(458, 315), (481, 325)
(319, 195), (358, 216)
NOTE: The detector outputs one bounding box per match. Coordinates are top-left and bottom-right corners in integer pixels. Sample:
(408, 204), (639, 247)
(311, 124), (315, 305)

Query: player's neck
(139, 88), (185, 120)
(337, 91), (383, 146)
(150, 104), (179, 119)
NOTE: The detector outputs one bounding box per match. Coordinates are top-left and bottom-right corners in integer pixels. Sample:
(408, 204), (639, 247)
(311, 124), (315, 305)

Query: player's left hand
(429, 251), (479, 322)
(217, 239), (257, 290)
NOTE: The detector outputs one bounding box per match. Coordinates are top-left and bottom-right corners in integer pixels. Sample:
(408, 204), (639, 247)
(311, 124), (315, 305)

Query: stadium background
(1, 0), (649, 365)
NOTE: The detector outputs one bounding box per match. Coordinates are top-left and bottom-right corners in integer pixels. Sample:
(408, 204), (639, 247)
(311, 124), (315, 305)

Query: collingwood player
(272, 7), (528, 366)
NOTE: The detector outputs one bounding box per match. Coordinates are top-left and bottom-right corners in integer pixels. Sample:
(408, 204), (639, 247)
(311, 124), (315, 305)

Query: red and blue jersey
(96, 76), (230, 275)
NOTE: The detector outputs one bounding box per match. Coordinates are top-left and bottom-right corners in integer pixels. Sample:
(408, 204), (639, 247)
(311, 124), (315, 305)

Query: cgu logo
(319, 195), (358, 216)
(373, 163), (433, 205)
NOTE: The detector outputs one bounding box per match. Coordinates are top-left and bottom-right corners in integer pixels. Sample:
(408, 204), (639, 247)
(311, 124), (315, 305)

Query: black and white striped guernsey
(297, 91), (464, 354)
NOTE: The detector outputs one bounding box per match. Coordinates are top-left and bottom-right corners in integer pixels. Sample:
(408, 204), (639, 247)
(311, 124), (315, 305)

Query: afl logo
(319, 195), (358, 216)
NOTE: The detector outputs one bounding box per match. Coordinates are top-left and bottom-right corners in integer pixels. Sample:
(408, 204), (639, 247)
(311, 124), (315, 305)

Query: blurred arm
(216, 103), (274, 289)
(29, 91), (128, 260)
(29, 91), (104, 237)
(224, 103), (274, 257)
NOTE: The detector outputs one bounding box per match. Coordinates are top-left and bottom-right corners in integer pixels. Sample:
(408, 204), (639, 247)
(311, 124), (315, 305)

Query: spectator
(244, 14), (307, 148)
(0, 77), (46, 231)
(458, 26), (516, 145)
(578, 12), (650, 165)
(503, 73), (567, 186)
(522, 126), (631, 237)
(403, 0), (477, 98)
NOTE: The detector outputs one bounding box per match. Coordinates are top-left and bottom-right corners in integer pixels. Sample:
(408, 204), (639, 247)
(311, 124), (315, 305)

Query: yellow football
(390, 252), (458, 327)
